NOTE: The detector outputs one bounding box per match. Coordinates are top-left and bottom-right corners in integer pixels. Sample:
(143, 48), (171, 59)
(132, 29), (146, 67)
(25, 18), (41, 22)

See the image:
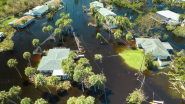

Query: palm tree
(89, 74), (106, 92)
(60, 13), (65, 17)
(96, 32), (102, 43)
(96, 33), (109, 44)
(34, 98), (48, 104)
(61, 58), (76, 78)
(114, 29), (122, 42)
(23, 52), (31, 66)
(76, 95), (86, 103)
(0, 91), (16, 104)
(68, 51), (77, 59)
(35, 74), (51, 93)
(13, 23), (20, 31)
(8, 86), (22, 100)
(25, 67), (37, 86)
(67, 97), (76, 104)
(94, 54), (103, 63)
(78, 58), (90, 67)
(73, 65), (85, 92)
(126, 32), (133, 46)
(32, 39), (42, 52)
(49, 76), (60, 91)
(86, 96), (95, 104)
(42, 25), (55, 42)
(54, 28), (62, 42)
(7, 59), (22, 78)
(20, 97), (32, 104)
(61, 81), (71, 91)
(47, 25), (53, 34)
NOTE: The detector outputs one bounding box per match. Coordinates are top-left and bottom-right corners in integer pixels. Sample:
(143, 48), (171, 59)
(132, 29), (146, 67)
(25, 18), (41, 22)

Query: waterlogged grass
(119, 48), (147, 70)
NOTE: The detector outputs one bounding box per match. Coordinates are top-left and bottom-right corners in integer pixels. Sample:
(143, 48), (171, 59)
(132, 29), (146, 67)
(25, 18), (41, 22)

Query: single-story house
(8, 16), (35, 28)
(37, 48), (70, 79)
(155, 10), (181, 25)
(45, 0), (62, 6)
(32, 5), (48, 16)
(24, 5), (49, 16)
(97, 8), (116, 17)
(89, 1), (104, 10)
(0, 32), (5, 42)
(136, 38), (173, 66)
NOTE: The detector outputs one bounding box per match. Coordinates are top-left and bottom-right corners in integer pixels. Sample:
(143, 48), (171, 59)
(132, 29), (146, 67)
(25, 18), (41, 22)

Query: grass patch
(0, 17), (18, 27)
(119, 48), (147, 70)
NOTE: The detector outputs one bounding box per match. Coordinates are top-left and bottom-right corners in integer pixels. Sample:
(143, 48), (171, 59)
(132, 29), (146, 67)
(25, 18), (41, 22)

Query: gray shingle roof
(162, 42), (173, 50)
(97, 8), (116, 17)
(136, 38), (171, 56)
(37, 48), (70, 71)
(90, 1), (104, 8)
(34, 5), (48, 13)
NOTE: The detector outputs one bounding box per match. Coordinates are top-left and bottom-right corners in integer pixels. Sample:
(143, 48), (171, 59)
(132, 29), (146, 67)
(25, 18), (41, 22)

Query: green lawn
(119, 48), (147, 70)
(0, 17), (18, 27)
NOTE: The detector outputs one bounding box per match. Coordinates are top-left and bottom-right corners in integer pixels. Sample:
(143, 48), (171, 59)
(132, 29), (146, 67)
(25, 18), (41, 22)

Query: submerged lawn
(119, 48), (147, 71)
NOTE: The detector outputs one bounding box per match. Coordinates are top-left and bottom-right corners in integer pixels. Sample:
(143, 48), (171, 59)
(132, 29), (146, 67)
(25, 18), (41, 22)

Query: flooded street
(0, 0), (185, 103)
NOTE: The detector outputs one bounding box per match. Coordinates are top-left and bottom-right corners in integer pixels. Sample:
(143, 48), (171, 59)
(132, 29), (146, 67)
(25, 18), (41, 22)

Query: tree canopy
(144, 52), (154, 69)
(0, 39), (14, 51)
(67, 95), (95, 104)
(126, 88), (148, 104)
(173, 26), (185, 37)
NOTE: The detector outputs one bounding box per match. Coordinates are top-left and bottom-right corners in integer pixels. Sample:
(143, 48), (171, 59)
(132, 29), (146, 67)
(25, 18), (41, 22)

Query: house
(44, 0), (62, 6)
(8, 16), (35, 28)
(32, 5), (48, 16)
(136, 38), (173, 66)
(154, 10), (181, 25)
(0, 32), (5, 42)
(89, 1), (104, 10)
(24, 5), (49, 16)
(97, 8), (116, 17)
(37, 48), (70, 79)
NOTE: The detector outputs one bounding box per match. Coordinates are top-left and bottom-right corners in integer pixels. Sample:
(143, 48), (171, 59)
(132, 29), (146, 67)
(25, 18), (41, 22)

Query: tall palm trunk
(17, 96), (21, 100)
(14, 67), (22, 78)
(81, 80), (84, 92)
(94, 86), (96, 92)
(8, 99), (17, 104)
(56, 85), (57, 91)
(44, 85), (51, 93)
(101, 35), (109, 44)
(28, 59), (31, 66)
(62, 35), (64, 43)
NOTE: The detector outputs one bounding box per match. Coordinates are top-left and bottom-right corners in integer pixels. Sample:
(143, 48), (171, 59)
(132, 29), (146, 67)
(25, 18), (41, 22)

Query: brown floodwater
(0, 0), (185, 104)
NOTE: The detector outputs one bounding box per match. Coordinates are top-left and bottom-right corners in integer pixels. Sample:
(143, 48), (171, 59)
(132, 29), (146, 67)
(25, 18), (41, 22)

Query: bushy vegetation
(0, 0), (48, 19)
(113, 0), (144, 14)
(173, 26), (185, 37)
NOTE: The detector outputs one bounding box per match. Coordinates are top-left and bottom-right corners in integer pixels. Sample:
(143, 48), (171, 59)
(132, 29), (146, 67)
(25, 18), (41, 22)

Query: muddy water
(0, 0), (184, 103)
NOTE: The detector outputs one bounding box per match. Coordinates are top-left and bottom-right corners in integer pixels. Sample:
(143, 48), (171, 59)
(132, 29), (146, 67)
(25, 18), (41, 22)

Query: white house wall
(17, 18), (35, 28)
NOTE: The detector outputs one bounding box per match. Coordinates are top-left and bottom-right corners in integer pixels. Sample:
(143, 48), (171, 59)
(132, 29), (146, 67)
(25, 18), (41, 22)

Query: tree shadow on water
(22, 79), (31, 86)
(93, 88), (113, 104)
(42, 92), (60, 104)
(57, 90), (69, 97)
